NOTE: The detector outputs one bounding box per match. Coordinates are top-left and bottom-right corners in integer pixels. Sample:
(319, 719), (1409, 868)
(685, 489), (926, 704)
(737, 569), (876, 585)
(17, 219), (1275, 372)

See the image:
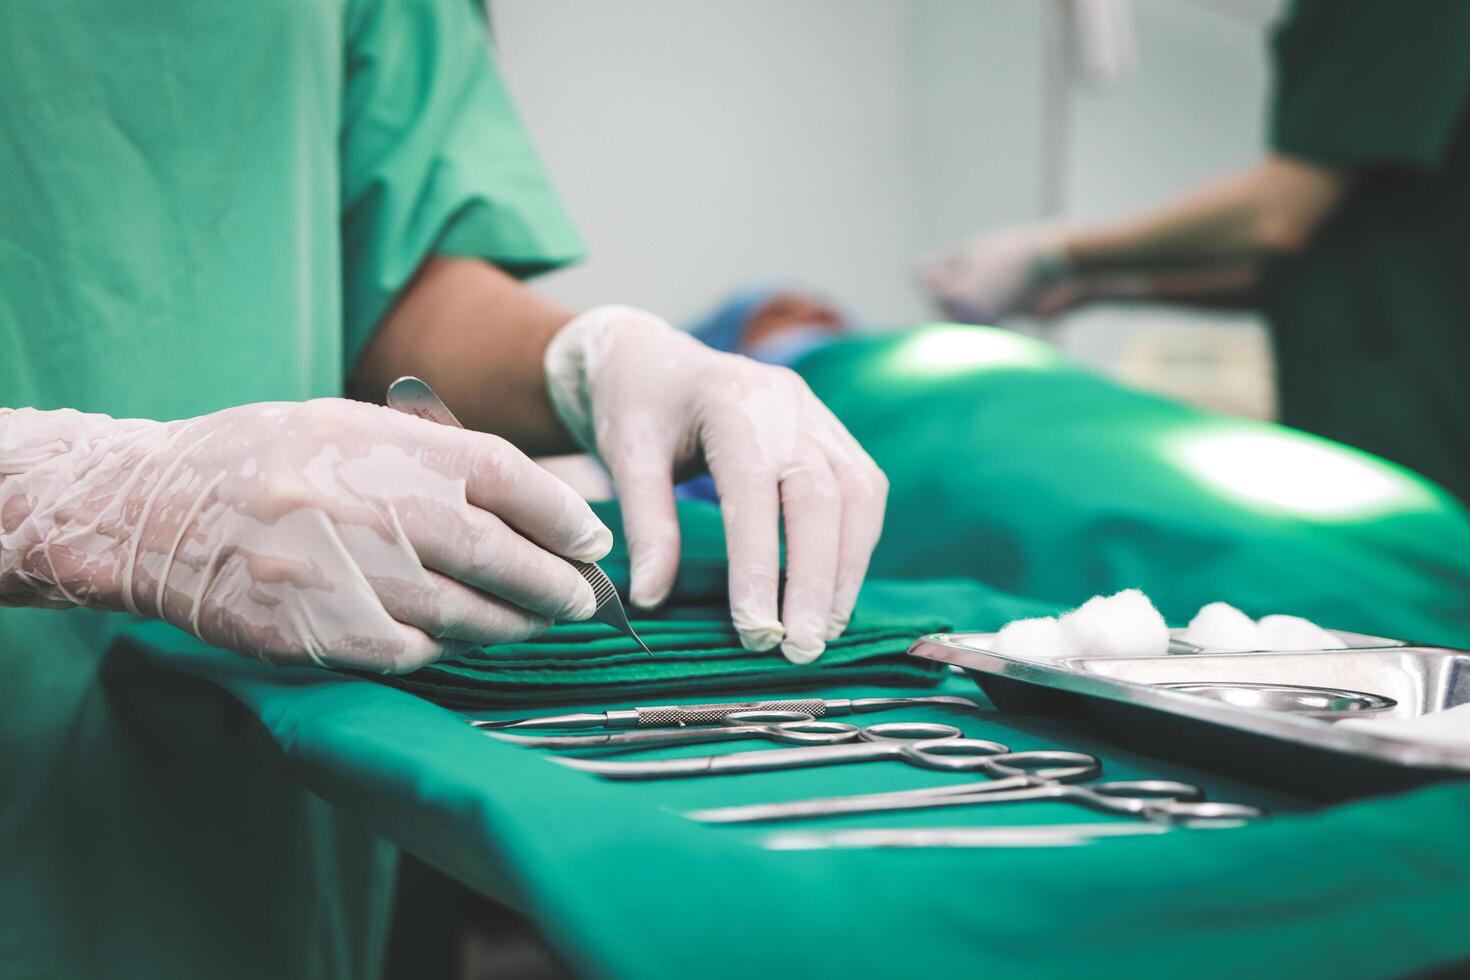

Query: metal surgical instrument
(686, 754), (1104, 823)
(763, 821), (1250, 850)
(469, 695), (985, 731)
(386, 375), (651, 654)
(484, 710), (867, 752)
(553, 728), (1055, 780)
(689, 777), (1260, 825)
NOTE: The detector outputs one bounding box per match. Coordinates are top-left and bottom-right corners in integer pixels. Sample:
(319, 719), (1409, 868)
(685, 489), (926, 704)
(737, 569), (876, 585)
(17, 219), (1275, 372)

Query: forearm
(1062, 156), (1348, 274)
(351, 256), (579, 455)
(1041, 261), (1261, 315)
(1138, 262), (1260, 309)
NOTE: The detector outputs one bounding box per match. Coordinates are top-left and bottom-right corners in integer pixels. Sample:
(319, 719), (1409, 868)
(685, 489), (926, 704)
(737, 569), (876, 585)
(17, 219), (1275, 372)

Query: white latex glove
(919, 225), (1070, 324)
(545, 305), (888, 664)
(0, 401), (611, 673)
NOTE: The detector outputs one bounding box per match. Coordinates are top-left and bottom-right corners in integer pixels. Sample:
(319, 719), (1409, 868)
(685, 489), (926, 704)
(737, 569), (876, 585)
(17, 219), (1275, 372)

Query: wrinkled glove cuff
(543, 304), (678, 454)
(0, 408), (143, 607)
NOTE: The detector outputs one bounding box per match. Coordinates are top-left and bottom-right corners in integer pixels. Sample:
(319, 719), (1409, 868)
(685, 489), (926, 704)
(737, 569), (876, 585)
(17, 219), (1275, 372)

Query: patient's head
(741, 293), (846, 350)
(687, 283), (850, 362)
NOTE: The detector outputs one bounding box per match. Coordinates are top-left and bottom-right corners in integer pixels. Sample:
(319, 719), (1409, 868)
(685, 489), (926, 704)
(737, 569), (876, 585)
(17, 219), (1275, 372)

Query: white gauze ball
(1182, 602), (1265, 651)
(1258, 614), (1347, 650)
(991, 617), (1081, 659)
(1058, 589), (1170, 658)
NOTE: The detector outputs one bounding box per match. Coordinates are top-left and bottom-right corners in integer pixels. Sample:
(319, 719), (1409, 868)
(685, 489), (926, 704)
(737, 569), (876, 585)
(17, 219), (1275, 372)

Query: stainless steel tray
(909, 630), (1470, 784)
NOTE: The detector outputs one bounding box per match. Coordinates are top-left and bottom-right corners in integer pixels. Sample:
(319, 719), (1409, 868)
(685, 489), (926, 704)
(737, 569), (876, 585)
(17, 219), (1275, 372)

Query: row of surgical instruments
(469, 696), (1264, 846)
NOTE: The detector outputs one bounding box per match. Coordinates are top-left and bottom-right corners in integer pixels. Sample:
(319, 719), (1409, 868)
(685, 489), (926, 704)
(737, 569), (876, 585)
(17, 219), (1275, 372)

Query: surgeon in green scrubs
(922, 0), (1470, 502)
(0, 1), (885, 977)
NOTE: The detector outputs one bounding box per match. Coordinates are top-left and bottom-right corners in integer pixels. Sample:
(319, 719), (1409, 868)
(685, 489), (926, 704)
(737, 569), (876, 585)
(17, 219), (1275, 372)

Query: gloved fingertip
(629, 579), (673, 610)
(566, 582), (599, 622)
(567, 521), (614, 562)
(823, 616), (850, 642)
(628, 553), (674, 609)
(780, 637), (824, 665)
(736, 622), (785, 653)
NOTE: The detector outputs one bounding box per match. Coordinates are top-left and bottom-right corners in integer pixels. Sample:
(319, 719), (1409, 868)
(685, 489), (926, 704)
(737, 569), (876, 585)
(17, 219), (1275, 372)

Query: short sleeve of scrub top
(339, 0), (584, 367)
(1269, 0), (1470, 170)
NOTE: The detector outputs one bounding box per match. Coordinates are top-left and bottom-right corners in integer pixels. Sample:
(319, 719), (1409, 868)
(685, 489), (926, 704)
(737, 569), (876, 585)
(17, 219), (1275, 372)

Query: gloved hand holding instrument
(0, 399), (612, 672)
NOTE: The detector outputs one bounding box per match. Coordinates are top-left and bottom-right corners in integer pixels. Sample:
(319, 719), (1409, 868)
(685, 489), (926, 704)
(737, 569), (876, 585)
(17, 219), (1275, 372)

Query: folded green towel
(375, 501), (951, 707)
(381, 610), (948, 708)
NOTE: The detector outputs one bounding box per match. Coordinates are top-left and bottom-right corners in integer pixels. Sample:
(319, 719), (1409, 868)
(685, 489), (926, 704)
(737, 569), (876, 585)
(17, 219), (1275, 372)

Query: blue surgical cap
(684, 283), (789, 353)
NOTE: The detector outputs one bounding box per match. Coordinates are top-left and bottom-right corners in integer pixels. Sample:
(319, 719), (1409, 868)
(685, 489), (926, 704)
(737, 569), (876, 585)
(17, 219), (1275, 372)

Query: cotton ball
(1182, 602), (1265, 651)
(991, 617), (1081, 659)
(1058, 589), (1170, 658)
(1258, 614), (1347, 650)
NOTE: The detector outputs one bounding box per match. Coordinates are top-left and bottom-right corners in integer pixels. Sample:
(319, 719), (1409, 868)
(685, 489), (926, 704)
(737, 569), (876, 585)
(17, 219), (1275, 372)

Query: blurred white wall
(1065, 0), (1279, 217)
(489, 0), (1289, 417)
(906, 1), (1049, 259)
(489, 0), (1049, 327)
(1056, 0), (1286, 419)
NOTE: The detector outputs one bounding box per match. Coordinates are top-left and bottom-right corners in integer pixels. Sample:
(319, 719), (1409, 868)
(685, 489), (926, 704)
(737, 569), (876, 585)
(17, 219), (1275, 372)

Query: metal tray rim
(909, 633), (1470, 772)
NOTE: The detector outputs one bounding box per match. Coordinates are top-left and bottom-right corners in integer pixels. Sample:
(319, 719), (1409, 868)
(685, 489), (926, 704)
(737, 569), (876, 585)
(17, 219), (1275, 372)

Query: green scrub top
(0, 1), (580, 977)
(1261, 0), (1470, 502)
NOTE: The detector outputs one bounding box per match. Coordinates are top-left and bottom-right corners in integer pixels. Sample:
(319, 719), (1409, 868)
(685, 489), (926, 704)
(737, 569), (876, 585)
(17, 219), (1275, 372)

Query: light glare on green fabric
(887, 324), (1056, 376)
(1168, 427), (1437, 520)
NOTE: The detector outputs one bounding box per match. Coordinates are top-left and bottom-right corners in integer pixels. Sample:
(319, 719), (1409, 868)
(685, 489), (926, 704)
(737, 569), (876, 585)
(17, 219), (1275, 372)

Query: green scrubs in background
(0, 1), (580, 976)
(1262, 0), (1470, 502)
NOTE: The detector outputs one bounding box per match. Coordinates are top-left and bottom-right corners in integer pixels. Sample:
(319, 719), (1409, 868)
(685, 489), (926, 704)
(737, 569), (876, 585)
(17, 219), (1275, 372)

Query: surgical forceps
(484, 710), (868, 752)
(386, 375), (651, 653)
(552, 729), (1095, 782)
(469, 695), (985, 731)
(688, 776), (1260, 824)
(763, 821), (1249, 850)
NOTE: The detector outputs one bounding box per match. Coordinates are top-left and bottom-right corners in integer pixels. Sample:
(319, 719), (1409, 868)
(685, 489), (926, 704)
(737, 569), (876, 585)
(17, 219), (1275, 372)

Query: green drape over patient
(795, 326), (1470, 648)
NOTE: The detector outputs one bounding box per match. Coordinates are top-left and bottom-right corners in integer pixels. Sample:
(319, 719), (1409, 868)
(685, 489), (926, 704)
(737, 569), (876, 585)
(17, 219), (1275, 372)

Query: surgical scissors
(552, 728), (1084, 781)
(762, 821), (1250, 850)
(688, 777), (1259, 824)
(484, 710), (866, 752)
(469, 695), (984, 731)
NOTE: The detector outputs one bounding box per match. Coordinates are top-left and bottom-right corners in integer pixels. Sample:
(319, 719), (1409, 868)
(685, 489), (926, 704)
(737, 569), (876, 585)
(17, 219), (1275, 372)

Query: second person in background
(922, 0), (1470, 503)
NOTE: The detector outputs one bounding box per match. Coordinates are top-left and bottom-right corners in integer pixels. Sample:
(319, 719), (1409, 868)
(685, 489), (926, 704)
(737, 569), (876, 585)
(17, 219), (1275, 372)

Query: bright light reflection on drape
(1169, 427), (1437, 520)
(887, 325), (1057, 376)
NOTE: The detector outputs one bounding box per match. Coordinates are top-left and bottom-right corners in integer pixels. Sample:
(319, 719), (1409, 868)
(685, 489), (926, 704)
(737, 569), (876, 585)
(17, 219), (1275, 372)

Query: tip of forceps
(572, 558), (653, 655)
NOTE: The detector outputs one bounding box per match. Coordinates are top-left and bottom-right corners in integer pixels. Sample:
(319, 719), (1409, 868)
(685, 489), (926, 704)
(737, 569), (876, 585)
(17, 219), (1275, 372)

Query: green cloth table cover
(116, 612), (1470, 980)
(380, 500), (962, 706)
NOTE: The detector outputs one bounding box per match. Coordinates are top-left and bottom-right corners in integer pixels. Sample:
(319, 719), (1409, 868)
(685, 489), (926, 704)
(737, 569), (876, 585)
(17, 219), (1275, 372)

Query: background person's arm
(1063, 155), (1349, 271)
(1031, 262), (1263, 316)
(920, 154), (1349, 322)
